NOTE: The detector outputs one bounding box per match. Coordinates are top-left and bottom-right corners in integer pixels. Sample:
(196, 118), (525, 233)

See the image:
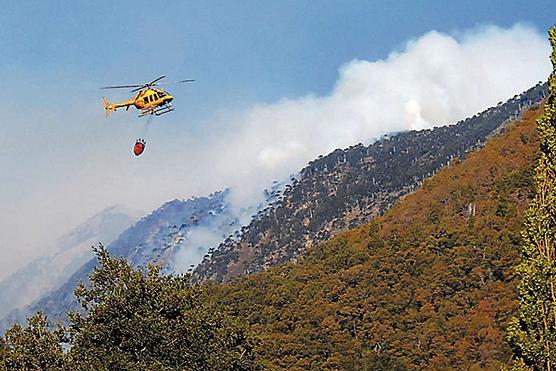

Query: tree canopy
(1, 245), (258, 370)
(508, 24), (556, 370)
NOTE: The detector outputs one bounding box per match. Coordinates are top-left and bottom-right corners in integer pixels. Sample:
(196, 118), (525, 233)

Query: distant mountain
(0, 205), (138, 319)
(194, 82), (548, 282)
(0, 190), (263, 329)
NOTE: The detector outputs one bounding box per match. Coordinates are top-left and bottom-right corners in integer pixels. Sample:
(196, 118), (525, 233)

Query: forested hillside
(211, 106), (543, 370)
(196, 83), (547, 283)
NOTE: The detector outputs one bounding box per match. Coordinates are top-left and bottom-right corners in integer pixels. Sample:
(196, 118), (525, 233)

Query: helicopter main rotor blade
(131, 86), (147, 92)
(155, 79), (195, 86)
(100, 84), (144, 89)
(101, 76), (190, 92)
(128, 76), (166, 92)
(148, 75), (166, 85)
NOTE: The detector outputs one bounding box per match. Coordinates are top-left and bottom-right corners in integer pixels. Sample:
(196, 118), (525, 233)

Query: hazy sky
(0, 1), (554, 278)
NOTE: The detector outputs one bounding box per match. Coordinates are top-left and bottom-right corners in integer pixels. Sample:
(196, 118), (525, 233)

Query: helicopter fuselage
(103, 88), (174, 117)
(133, 88), (174, 110)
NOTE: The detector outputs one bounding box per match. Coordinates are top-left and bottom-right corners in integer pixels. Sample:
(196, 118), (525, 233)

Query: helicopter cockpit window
(159, 91), (166, 97)
(143, 97), (149, 104)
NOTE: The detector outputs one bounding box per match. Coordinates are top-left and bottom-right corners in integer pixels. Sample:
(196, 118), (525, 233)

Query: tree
(508, 25), (556, 370)
(1, 245), (259, 370)
(66, 244), (258, 370)
(0, 312), (67, 370)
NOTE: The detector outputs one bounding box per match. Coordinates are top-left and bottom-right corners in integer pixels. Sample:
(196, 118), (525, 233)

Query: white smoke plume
(195, 23), (551, 209)
(174, 226), (228, 273)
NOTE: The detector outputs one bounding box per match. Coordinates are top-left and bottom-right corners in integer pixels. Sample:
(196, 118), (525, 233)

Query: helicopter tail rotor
(102, 97), (116, 118)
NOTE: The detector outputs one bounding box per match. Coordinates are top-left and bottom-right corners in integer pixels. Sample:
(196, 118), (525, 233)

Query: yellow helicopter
(101, 76), (194, 118)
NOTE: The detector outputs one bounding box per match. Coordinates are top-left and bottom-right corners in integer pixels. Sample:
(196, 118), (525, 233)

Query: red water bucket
(133, 139), (146, 156)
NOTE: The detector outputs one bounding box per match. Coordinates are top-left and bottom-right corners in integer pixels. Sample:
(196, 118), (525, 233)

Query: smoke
(193, 23), (551, 210)
(0, 23), (551, 279)
(171, 182), (289, 273)
(173, 226), (226, 273)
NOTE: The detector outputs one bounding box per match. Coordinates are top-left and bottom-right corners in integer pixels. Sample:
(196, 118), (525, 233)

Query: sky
(0, 1), (554, 278)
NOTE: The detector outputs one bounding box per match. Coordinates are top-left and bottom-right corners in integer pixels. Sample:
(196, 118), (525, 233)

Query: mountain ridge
(0, 191), (240, 330)
(194, 82), (548, 283)
(0, 206), (138, 320)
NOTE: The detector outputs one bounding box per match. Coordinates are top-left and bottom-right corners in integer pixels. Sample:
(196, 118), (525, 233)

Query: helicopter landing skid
(138, 103), (174, 117)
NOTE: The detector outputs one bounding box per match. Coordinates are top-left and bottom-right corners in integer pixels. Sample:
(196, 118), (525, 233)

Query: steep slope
(0, 190), (244, 329)
(196, 82), (548, 283)
(0, 206), (138, 319)
(212, 106), (543, 370)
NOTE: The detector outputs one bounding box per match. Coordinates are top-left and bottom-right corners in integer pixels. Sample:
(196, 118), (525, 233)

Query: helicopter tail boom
(103, 97), (134, 117)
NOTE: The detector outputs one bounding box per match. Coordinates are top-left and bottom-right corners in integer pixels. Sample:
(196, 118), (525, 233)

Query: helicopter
(101, 76), (194, 118)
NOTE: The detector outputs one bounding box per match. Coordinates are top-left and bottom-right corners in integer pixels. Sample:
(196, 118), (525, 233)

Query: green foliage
(0, 312), (67, 370)
(67, 245), (258, 370)
(1, 245), (259, 370)
(508, 25), (556, 370)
